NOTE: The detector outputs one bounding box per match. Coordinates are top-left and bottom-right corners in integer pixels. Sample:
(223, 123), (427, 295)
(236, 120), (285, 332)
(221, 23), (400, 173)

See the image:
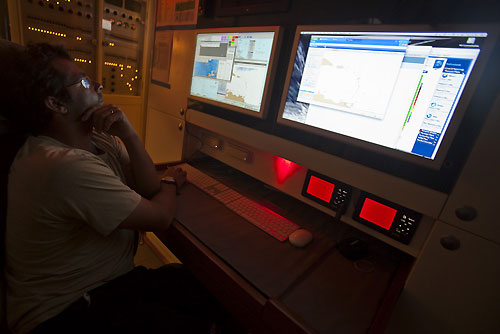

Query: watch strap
(161, 176), (179, 194)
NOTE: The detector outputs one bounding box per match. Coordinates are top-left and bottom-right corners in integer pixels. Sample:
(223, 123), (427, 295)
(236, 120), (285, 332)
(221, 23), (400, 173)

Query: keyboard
(177, 163), (300, 242)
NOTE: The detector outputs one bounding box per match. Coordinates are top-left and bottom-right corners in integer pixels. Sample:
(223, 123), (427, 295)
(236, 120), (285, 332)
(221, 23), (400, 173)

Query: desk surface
(159, 157), (410, 333)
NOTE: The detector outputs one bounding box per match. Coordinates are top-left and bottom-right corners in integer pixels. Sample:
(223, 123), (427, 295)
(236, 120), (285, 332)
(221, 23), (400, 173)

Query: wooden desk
(156, 161), (411, 333)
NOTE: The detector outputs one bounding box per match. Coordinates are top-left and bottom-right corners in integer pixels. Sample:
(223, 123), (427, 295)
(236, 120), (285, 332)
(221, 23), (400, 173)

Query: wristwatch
(161, 176), (179, 194)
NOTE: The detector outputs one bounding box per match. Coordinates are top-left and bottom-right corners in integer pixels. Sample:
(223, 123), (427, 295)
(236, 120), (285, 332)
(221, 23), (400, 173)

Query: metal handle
(178, 123), (183, 131)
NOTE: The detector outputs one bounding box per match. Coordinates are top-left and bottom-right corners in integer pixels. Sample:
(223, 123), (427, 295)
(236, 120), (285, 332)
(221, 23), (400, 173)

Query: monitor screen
(189, 27), (281, 118)
(278, 27), (489, 167)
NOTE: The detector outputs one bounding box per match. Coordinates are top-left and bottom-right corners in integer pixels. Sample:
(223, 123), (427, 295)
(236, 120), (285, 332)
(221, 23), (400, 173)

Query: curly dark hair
(19, 43), (72, 134)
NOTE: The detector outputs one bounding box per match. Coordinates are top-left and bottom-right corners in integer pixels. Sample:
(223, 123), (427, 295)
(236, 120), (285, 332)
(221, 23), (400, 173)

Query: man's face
(53, 58), (103, 120)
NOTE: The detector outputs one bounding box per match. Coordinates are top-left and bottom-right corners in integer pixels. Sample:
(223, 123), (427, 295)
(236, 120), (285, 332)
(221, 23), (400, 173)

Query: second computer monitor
(189, 27), (281, 119)
(277, 25), (493, 169)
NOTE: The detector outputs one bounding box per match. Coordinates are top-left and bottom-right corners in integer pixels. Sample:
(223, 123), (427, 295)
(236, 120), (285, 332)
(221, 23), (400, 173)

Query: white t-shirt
(5, 133), (142, 334)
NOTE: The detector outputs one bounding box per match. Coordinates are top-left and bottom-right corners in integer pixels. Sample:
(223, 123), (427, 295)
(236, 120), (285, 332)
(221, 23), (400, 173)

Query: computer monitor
(277, 25), (496, 171)
(189, 27), (281, 119)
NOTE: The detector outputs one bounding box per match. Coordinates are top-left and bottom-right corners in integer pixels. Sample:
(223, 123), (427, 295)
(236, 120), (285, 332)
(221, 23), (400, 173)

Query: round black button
(440, 235), (461, 251)
(455, 206), (477, 221)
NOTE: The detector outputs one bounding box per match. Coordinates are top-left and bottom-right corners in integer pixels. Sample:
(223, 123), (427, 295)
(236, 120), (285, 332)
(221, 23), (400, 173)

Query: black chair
(0, 39), (27, 334)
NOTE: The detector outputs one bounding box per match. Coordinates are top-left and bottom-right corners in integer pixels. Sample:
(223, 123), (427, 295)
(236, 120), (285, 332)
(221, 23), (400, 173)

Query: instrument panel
(20, 0), (146, 95)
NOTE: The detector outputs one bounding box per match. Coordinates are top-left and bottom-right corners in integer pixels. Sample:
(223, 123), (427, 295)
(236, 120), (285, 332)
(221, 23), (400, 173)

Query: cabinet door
(386, 221), (500, 334)
(145, 108), (185, 164)
(439, 96), (500, 243)
(147, 30), (197, 118)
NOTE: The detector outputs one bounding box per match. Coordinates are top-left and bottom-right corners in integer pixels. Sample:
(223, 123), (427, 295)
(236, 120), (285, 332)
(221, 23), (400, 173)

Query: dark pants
(32, 264), (226, 334)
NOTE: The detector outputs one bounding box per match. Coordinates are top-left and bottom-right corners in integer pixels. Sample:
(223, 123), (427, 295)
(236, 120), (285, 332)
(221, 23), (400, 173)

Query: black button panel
(332, 187), (350, 213)
(353, 192), (422, 245)
(391, 212), (419, 244)
(302, 169), (352, 215)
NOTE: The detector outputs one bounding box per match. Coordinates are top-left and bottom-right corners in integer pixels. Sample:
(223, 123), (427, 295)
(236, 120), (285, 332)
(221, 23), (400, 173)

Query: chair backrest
(0, 38), (27, 334)
(0, 124), (26, 334)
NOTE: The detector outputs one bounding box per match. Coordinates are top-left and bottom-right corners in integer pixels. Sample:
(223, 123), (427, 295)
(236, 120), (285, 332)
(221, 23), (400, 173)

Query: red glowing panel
(306, 175), (335, 203)
(359, 198), (397, 230)
(274, 157), (299, 184)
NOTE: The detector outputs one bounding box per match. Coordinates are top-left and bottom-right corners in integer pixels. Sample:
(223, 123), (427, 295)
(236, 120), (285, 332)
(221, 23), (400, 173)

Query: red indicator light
(359, 198), (397, 230)
(274, 157), (299, 184)
(306, 175), (335, 203)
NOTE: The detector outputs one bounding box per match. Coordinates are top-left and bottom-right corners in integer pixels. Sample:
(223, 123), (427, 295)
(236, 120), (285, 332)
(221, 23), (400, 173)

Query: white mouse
(289, 229), (313, 248)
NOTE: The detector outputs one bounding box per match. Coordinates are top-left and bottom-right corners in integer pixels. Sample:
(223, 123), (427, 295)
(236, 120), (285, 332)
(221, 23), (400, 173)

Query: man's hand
(162, 167), (187, 188)
(81, 104), (135, 140)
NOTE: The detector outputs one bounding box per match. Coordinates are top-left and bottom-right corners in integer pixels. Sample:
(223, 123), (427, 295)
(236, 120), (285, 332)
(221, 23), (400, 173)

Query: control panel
(21, 0), (97, 79)
(18, 0), (146, 96)
(301, 169), (421, 245)
(301, 170), (352, 214)
(102, 0), (145, 95)
(353, 192), (421, 245)
(186, 117), (432, 254)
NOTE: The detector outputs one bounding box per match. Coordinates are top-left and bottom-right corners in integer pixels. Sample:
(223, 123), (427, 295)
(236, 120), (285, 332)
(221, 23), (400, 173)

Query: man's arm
(118, 182), (178, 231)
(119, 130), (160, 198)
(119, 165), (187, 230)
(82, 104), (163, 198)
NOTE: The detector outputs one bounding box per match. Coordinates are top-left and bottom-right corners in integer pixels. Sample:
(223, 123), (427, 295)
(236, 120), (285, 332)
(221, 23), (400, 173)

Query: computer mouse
(289, 229), (313, 248)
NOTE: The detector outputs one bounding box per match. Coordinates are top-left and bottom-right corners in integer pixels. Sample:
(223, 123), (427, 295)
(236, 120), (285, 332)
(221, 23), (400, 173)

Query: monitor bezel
(276, 24), (498, 170)
(188, 26), (282, 120)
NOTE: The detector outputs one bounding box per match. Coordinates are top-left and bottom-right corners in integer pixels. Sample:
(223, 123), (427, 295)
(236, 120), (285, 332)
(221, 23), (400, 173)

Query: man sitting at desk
(4, 43), (222, 333)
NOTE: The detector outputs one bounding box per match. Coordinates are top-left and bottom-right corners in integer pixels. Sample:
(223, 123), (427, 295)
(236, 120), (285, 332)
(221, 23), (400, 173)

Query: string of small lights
(28, 26), (66, 38)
